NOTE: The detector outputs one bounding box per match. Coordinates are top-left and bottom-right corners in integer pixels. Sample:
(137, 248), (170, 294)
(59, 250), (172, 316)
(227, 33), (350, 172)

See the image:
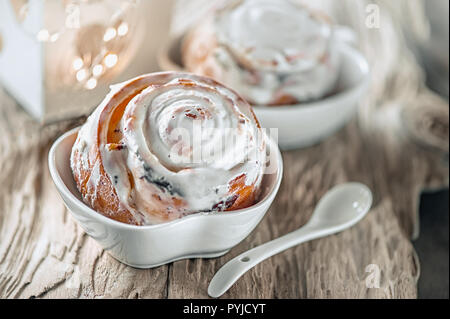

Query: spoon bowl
(306, 183), (372, 230)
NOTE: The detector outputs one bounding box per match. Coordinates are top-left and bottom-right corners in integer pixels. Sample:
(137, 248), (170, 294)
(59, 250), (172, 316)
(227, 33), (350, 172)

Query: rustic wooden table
(0, 0), (448, 299)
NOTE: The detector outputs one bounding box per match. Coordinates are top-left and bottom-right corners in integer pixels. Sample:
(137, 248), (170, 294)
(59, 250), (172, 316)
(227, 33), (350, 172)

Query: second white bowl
(158, 39), (370, 150)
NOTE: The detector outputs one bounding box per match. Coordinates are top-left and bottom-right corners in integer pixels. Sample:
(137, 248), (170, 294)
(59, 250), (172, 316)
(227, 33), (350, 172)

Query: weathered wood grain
(0, 0), (448, 299)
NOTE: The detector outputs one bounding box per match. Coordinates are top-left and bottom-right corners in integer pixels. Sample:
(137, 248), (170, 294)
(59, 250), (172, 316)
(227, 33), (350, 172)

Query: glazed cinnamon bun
(71, 72), (266, 225)
(183, 0), (340, 106)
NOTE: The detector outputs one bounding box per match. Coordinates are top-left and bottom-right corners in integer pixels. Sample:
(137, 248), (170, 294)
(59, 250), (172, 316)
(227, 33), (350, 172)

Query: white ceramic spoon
(208, 182), (373, 298)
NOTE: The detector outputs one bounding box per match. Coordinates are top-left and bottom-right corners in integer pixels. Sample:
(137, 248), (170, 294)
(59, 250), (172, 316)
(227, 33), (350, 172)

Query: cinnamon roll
(183, 0), (340, 106)
(71, 72), (266, 225)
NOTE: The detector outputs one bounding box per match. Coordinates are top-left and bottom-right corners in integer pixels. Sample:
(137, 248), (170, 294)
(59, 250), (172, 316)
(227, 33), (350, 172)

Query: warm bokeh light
(49, 33), (59, 42)
(103, 27), (117, 42)
(72, 57), (84, 71)
(92, 64), (104, 77)
(117, 22), (129, 36)
(104, 53), (118, 68)
(37, 29), (50, 42)
(85, 77), (97, 90)
(76, 69), (87, 82)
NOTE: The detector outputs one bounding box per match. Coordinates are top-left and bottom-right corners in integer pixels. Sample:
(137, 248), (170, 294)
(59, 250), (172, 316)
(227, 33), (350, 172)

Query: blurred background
(412, 0), (449, 299)
(0, 0), (448, 298)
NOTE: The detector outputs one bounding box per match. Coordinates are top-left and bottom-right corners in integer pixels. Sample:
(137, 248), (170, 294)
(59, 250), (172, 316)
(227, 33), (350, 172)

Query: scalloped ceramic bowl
(158, 36), (370, 150)
(48, 128), (283, 268)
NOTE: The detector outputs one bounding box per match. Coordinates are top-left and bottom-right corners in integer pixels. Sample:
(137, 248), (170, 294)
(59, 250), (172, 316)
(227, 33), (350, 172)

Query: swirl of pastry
(183, 0), (340, 105)
(71, 72), (266, 225)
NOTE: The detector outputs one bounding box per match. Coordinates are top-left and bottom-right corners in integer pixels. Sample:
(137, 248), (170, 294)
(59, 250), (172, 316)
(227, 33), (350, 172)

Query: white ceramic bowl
(158, 38), (370, 150)
(48, 128), (283, 269)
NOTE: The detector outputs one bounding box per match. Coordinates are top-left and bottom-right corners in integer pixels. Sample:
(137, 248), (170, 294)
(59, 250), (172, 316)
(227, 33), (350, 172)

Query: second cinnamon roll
(183, 0), (340, 106)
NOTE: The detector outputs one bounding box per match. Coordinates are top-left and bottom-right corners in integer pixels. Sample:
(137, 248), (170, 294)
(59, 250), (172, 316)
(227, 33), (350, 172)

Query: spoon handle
(208, 226), (333, 298)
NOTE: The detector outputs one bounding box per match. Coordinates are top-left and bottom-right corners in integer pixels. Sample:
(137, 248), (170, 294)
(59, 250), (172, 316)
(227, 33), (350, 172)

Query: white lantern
(0, 0), (175, 123)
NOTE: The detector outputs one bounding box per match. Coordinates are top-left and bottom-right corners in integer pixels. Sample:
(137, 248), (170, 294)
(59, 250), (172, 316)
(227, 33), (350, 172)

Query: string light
(103, 27), (117, 42)
(72, 57), (84, 71)
(76, 69), (87, 82)
(49, 33), (60, 42)
(37, 29), (50, 42)
(117, 22), (129, 36)
(104, 53), (118, 68)
(85, 77), (98, 90)
(92, 64), (104, 77)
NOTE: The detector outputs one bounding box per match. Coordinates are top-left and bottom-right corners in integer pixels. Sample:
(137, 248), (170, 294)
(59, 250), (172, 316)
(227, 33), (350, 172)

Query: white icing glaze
(72, 73), (266, 225)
